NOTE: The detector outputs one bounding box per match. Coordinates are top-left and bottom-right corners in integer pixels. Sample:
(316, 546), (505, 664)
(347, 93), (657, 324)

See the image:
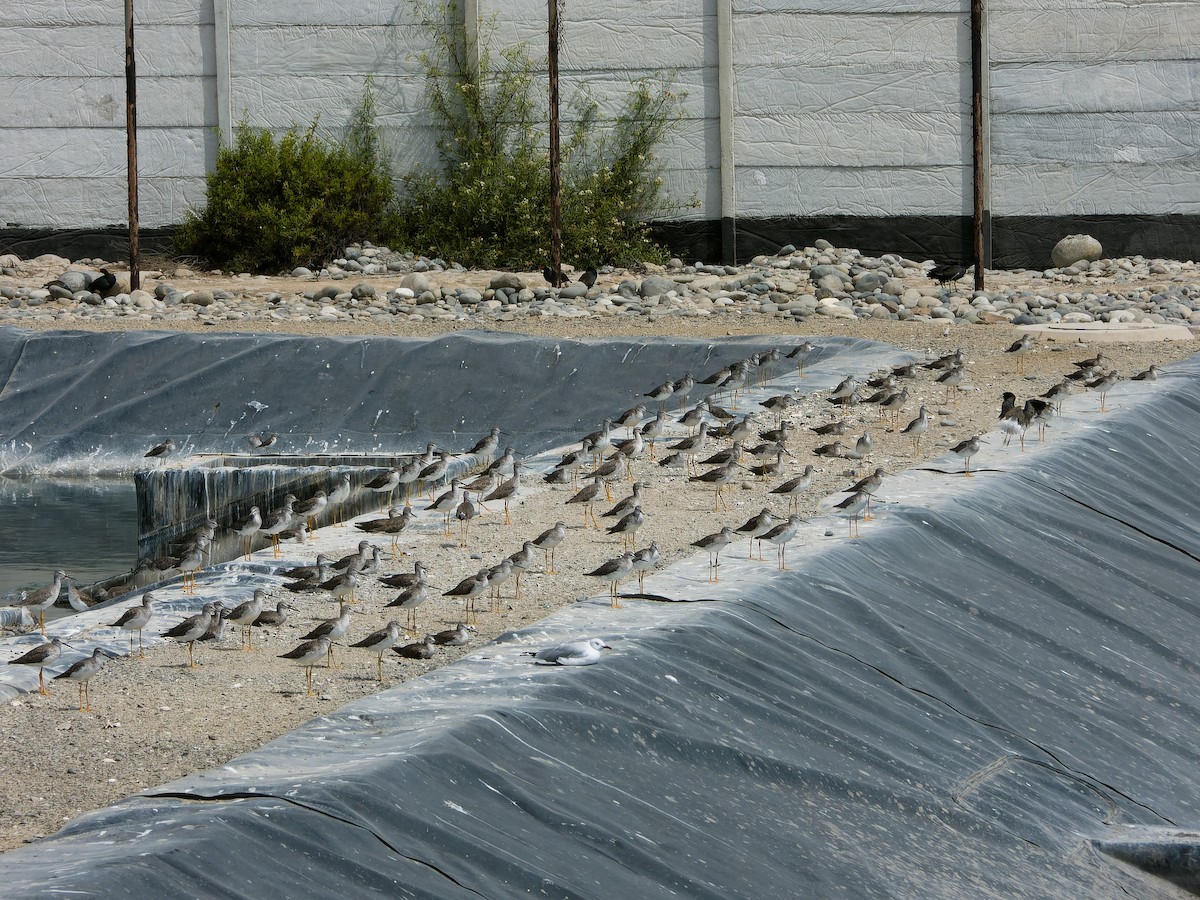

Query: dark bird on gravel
(928, 262), (967, 286)
(578, 266), (598, 289)
(90, 268), (117, 295)
(543, 266), (570, 287)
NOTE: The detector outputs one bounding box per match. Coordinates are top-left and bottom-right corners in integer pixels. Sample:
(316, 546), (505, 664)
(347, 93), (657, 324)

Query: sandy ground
(0, 264), (1197, 852)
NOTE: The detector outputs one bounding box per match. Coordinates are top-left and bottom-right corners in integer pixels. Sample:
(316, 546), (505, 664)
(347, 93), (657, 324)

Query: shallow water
(0, 477), (139, 608)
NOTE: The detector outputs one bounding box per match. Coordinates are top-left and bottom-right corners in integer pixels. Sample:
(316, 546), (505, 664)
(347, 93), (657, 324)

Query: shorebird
(787, 341), (815, 377)
(1086, 371), (1121, 412)
(1041, 380), (1072, 415)
(900, 405), (930, 455)
(279, 637), (331, 697)
(631, 540), (660, 591)
(828, 375), (858, 402)
(432, 622), (475, 647)
(294, 490), (328, 531)
(879, 388), (909, 426)
(230, 505), (262, 559)
(611, 427), (646, 477)
(691, 461), (738, 512)
(615, 402), (646, 435)
(845, 467), (886, 520)
(356, 505), (414, 559)
(928, 262), (967, 287)
(814, 440), (847, 459)
(327, 472), (352, 526)
(161, 603), (216, 668)
(253, 600), (294, 628)
(645, 379), (674, 411)
(603, 481), (647, 520)
(364, 467), (402, 513)
(640, 411), (668, 460)
(811, 416), (847, 436)
(428, 479), (465, 537)
(378, 560), (428, 590)
(248, 432), (279, 451)
(761, 514), (804, 570)
(936, 365), (966, 404)
(526, 638), (612, 666)
(770, 464), (815, 514)
(748, 447), (788, 482)
(673, 372), (695, 411)
(393, 634), (436, 661)
(531, 522), (567, 575)
(302, 602), (354, 668)
(1000, 397), (1032, 450)
(443, 569), (489, 625)
(586, 552), (634, 608)
(318, 566), (359, 606)
(226, 588), (269, 651)
(692, 526), (735, 582)
(1005, 334), (1033, 375)
(485, 559), (513, 611)
(508, 542), (537, 602)
(144, 438), (176, 462)
(467, 426), (502, 469)
(9, 636), (66, 695)
(108, 592), (157, 658)
(1132, 365), (1159, 382)
(14, 569), (67, 635)
(65, 577), (101, 612)
(259, 493), (298, 558)
(853, 430), (874, 462)
(384, 581), (430, 634)
(667, 422), (711, 476)
(950, 435), (982, 476)
(54, 648), (117, 712)
(567, 475), (605, 529)
(923, 348), (963, 372)
(1028, 397), (1054, 441)
(835, 490), (870, 538)
(351, 621), (405, 681)
(484, 462), (523, 525)
(418, 452), (453, 498)
(455, 491), (478, 546)
(606, 506), (644, 550)
(735, 508), (778, 560)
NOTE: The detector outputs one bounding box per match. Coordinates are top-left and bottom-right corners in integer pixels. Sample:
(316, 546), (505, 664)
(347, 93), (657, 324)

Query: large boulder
(1051, 234), (1103, 268)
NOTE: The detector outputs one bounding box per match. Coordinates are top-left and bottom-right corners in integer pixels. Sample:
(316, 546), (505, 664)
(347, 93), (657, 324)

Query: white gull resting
(525, 638), (612, 666)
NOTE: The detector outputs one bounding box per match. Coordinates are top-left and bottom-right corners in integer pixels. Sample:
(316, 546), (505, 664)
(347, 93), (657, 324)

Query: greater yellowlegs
(835, 490), (870, 538)
(15, 569), (67, 635)
(303, 602), (355, 668)
(1132, 365), (1159, 382)
(531, 522), (567, 575)
(586, 552), (634, 608)
(1086, 371), (1121, 412)
(384, 581), (430, 634)
(227, 588), (269, 651)
(467, 426), (502, 469)
(351, 621), (405, 681)
(443, 569), (489, 625)
(771, 465), (815, 513)
(54, 648), (117, 712)
(428, 479), (465, 536)
(378, 560), (428, 590)
(508, 542), (537, 602)
(144, 438), (176, 461)
(603, 482), (647, 520)
(279, 637), (331, 696)
(230, 505), (262, 559)
(9, 636), (66, 695)
(248, 432), (279, 450)
(253, 600), (294, 628)
(631, 540), (660, 590)
(787, 340), (815, 377)
(393, 634), (435, 661)
(484, 463), (523, 525)
(486, 559), (514, 612)
(356, 505), (414, 559)
(294, 490), (328, 531)
(259, 493), (298, 557)
(1005, 334), (1033, 375)
(690, 461), (738, 512)
(814, 440), (847, 459)
(327, 472), (353, 526)
(692, 525), (735, 582)
(937, 365), (966, 404)
(735, 508), (778, 559)
(950, 435), (981, 476)
(761, 514), (804, 570)
(900, 405), (930, 455)
(845, 467), (886, 520)
(526, 638), (611, 666)
(567, 475), (605, 529)
(109, 592), (157, 657)
(455, 491), (478, 546)
(606, 506), (644, 550)
(364, 467), (402, 513)
(432, 622), (475, 647)
(162, 603), (216, 668)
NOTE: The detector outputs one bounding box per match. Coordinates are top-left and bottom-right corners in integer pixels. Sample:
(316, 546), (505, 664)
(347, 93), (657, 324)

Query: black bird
(543, 266), (570, 287)
(90, 268), (117, 295)
(928, 262), (967, 287)
(578, 266), (598, 289)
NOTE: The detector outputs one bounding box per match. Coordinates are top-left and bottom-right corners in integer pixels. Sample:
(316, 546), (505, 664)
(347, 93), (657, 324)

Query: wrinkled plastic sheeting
(0, 327), (893, 475)
(3, 362), (1199, 895)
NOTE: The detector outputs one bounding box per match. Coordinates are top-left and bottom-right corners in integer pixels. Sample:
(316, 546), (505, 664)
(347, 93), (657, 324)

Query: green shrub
(175, 90), (397, 273)
(392, 1), (685, 269)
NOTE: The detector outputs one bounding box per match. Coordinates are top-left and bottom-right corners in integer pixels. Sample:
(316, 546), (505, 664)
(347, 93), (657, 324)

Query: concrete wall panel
(991, 60), (1200, 114)
(2, 76), (214, 128)
(737, 165), (967, 217)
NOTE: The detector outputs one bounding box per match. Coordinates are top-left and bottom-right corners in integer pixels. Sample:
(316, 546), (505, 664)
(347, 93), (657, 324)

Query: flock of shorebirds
(6, 334), (1160, 708)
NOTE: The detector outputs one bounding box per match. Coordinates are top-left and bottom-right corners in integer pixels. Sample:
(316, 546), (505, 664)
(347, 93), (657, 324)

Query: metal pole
(125, 0), (140, 290)
(717, 0), (735, 265)
(548, 0), (562, 279)
(970, 0), (986, 290)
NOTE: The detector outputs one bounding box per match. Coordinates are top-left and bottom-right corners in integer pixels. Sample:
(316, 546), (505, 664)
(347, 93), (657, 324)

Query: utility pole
(970, 0), (987, 290)
(125, 0), (141, 290)
(548, 0), (563, 280)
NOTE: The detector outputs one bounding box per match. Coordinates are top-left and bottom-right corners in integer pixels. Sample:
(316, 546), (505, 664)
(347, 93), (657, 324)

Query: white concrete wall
(1, 0), (1197, 231)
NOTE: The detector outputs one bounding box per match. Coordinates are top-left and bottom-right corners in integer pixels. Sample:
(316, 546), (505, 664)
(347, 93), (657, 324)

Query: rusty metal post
(125, 0), (141, 290)
(548, 0), (563, 280)
(970, 0), (986, 291)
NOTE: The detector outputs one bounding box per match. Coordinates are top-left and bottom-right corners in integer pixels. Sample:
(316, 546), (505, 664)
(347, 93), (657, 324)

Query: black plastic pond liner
(1, 344), (1199, 897)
